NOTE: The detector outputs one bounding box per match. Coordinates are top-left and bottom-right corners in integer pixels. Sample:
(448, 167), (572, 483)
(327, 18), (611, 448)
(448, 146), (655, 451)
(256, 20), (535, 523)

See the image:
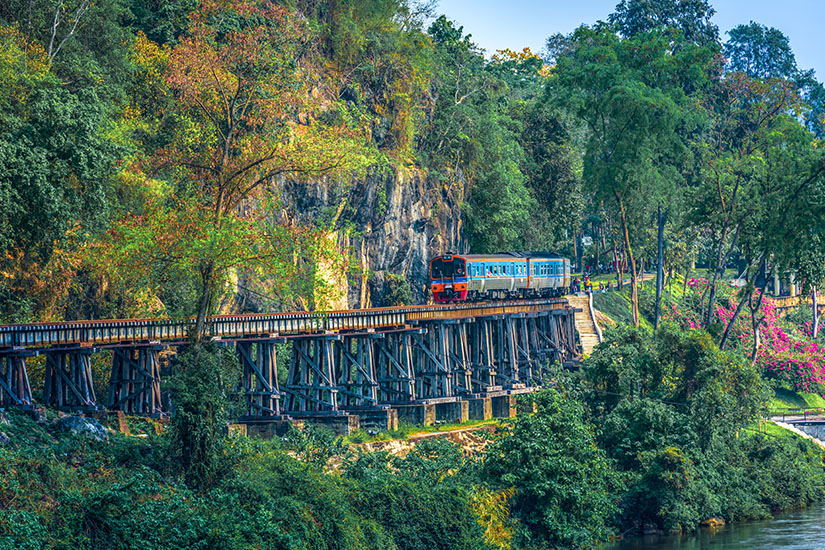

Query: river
(607, 501), (825, 549)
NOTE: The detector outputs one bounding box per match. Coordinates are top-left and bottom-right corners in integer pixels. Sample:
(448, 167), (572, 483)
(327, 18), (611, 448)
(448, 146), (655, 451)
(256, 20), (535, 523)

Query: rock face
(243, 167), (465, 310)
(56, 415), (108, 442)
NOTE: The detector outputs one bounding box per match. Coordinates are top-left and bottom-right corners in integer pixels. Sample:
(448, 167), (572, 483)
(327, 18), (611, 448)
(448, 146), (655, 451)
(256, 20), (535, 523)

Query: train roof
(433, 252), (569, 262)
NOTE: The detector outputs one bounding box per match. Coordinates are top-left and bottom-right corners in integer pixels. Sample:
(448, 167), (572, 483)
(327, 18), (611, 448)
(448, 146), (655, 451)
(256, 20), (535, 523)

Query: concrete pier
(467, 397), (492, 420)
(394, 403), (436, 426)
(491, 395), (517, 418)
(350, 408), (398, 432)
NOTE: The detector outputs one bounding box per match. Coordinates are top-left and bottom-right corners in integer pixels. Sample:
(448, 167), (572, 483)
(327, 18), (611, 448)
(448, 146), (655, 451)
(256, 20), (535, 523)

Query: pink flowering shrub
(660, 279), (825, 394)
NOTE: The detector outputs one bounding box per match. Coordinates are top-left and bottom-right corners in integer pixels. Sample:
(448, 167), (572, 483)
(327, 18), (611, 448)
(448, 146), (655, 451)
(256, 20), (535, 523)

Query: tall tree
(100, 0), (370, 335)
(423, 16), (533, 252)
(553, 25), (714, 326)
(724, 22), (798, 80)
(724, 22), (825, 139)
(609, 0), (719, 45)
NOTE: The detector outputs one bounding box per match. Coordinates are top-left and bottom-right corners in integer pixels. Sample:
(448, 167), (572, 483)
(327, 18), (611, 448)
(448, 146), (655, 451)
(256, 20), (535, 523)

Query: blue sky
(435, 0), (824, 80)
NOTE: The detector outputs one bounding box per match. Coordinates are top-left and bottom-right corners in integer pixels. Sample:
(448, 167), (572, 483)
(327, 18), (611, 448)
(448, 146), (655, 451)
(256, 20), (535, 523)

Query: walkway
(566, 294), (602, 356)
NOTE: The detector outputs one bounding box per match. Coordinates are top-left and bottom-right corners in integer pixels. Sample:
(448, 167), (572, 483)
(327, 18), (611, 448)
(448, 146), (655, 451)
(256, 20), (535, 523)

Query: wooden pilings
(43, 348), (97, 410)
(236, 339), (282, 418)
(108, 345), (164, 415)
(0, 350), (34, 407)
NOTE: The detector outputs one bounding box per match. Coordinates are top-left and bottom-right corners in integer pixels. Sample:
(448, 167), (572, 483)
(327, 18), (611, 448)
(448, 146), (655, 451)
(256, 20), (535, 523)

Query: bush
(166, 342), (243, 490)
(482, 389), (619, 548)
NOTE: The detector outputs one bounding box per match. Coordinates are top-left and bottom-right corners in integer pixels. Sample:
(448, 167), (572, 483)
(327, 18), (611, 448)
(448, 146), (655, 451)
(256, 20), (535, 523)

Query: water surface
(608, 502), (825, 549)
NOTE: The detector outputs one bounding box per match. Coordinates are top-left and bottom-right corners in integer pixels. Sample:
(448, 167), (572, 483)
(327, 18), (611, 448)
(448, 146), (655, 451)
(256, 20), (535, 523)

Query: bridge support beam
(469, 318), (501, 394)
(283, 336), (339, 414)
(411, 322), (454, 400)
(493, 316), (521, 389)
(108, 345), (164, 415)
(333, 335), (380, 409)
(43, 348), (97, 410)
(237, 339), (283, 419)
(0, 349), (34, 408)
(375, 330), (417, 404)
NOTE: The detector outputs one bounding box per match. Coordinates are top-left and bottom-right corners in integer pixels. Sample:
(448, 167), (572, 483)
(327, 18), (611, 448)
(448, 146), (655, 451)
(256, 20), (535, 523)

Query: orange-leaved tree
(98, 0), (372, 336)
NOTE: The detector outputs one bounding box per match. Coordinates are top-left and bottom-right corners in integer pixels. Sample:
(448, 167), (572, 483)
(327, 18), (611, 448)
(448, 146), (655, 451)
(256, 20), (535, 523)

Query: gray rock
(234, 168), (464, 312)
(0, 432), (9, 445)
(56, 415), (108, 442)
(0, 412), (9, 425)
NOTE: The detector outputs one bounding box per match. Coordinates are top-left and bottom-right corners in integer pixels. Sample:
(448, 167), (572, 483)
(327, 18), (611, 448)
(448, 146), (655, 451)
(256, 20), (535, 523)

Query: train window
(431, 259), (443, 279)
(454, 258), (465, 276)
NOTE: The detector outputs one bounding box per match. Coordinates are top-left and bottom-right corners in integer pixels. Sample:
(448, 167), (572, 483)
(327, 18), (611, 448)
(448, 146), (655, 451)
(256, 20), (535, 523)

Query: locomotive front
(430, 254), (468, 302)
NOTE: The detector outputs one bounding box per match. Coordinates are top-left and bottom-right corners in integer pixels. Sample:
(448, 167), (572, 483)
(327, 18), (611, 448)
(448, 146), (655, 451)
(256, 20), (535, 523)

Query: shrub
(483, 389), (619, 549)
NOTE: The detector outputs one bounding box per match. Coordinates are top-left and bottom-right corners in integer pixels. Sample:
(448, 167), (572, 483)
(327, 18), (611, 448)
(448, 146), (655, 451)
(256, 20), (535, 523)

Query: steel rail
(0, 298), (568, 349)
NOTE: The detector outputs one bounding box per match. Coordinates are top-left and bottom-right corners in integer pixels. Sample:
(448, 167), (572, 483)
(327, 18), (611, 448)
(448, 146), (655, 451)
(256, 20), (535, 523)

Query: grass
(743, 420), (805, 440)
(592, 287), (655, 331)
(768, 388), (825, 414)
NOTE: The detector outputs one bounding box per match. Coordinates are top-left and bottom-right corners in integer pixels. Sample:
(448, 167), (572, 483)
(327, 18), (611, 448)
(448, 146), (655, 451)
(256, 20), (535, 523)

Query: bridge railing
(0, 299), (568, 350)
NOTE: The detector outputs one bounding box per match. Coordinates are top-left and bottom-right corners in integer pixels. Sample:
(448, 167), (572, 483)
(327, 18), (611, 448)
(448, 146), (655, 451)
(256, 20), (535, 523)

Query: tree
(483, 389), (618, 548)
(724, 22), (825, 139)
(724, 22), (798, 80)
(553, 26), (714, 326)
(100, 0), (371, 335)
(0, 25), (121, 321)
(609, 0), (719, 45)
(695, 73), (825, 353)
(423, 16), (533, 253)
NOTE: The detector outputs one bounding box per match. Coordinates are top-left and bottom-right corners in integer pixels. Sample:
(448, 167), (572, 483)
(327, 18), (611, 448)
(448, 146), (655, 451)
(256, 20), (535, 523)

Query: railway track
(0, 298), (570, 350)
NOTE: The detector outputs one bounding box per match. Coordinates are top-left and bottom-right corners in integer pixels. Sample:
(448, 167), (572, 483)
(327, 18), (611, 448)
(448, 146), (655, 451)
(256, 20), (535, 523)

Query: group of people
(570, 275), (594, 294)
(571, 273), (613, 295)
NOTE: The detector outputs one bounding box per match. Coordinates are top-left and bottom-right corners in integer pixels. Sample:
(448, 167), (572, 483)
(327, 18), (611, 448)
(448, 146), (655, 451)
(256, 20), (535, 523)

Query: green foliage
(583, 323), (823, 533)
(384, 272), (414, 306)
(483, 389), (619, 548)
(345, 439), (492, 550)
(422, 16), (536, 252)
(166, 343), (242, 490)
(724, 22), (798, 79)
(609, 0), (719, 45)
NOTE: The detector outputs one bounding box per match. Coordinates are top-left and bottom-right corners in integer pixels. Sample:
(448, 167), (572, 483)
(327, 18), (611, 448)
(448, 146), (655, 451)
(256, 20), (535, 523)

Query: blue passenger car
(430, 253), (571, 302)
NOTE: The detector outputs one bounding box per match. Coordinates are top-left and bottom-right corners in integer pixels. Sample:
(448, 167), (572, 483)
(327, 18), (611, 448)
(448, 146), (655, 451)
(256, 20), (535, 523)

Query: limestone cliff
(238, 166), (465, 311)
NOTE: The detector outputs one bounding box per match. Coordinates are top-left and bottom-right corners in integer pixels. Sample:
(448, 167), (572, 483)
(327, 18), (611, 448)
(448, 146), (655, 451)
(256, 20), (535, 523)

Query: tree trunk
(719, 285), (752, 350)
(615, 193), (639, 327)
(654, 206), (665, 330)
(571, 228), (577, 272)
(749, 282), (768, 364)
(705, 224), (741, 327)
(719, 254), (766, 351)
(194, 261), (215, 340)
(813, 286), (819, 339)
(638, 258), (644, 289)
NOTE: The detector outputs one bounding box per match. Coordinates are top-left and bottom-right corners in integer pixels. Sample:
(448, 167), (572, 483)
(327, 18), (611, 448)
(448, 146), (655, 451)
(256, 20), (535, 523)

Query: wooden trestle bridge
(0, 299), (579, 430)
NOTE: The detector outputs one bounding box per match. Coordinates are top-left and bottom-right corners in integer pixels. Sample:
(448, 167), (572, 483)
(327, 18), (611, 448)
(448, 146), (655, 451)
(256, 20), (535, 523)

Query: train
(429, 252), (572, 303)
